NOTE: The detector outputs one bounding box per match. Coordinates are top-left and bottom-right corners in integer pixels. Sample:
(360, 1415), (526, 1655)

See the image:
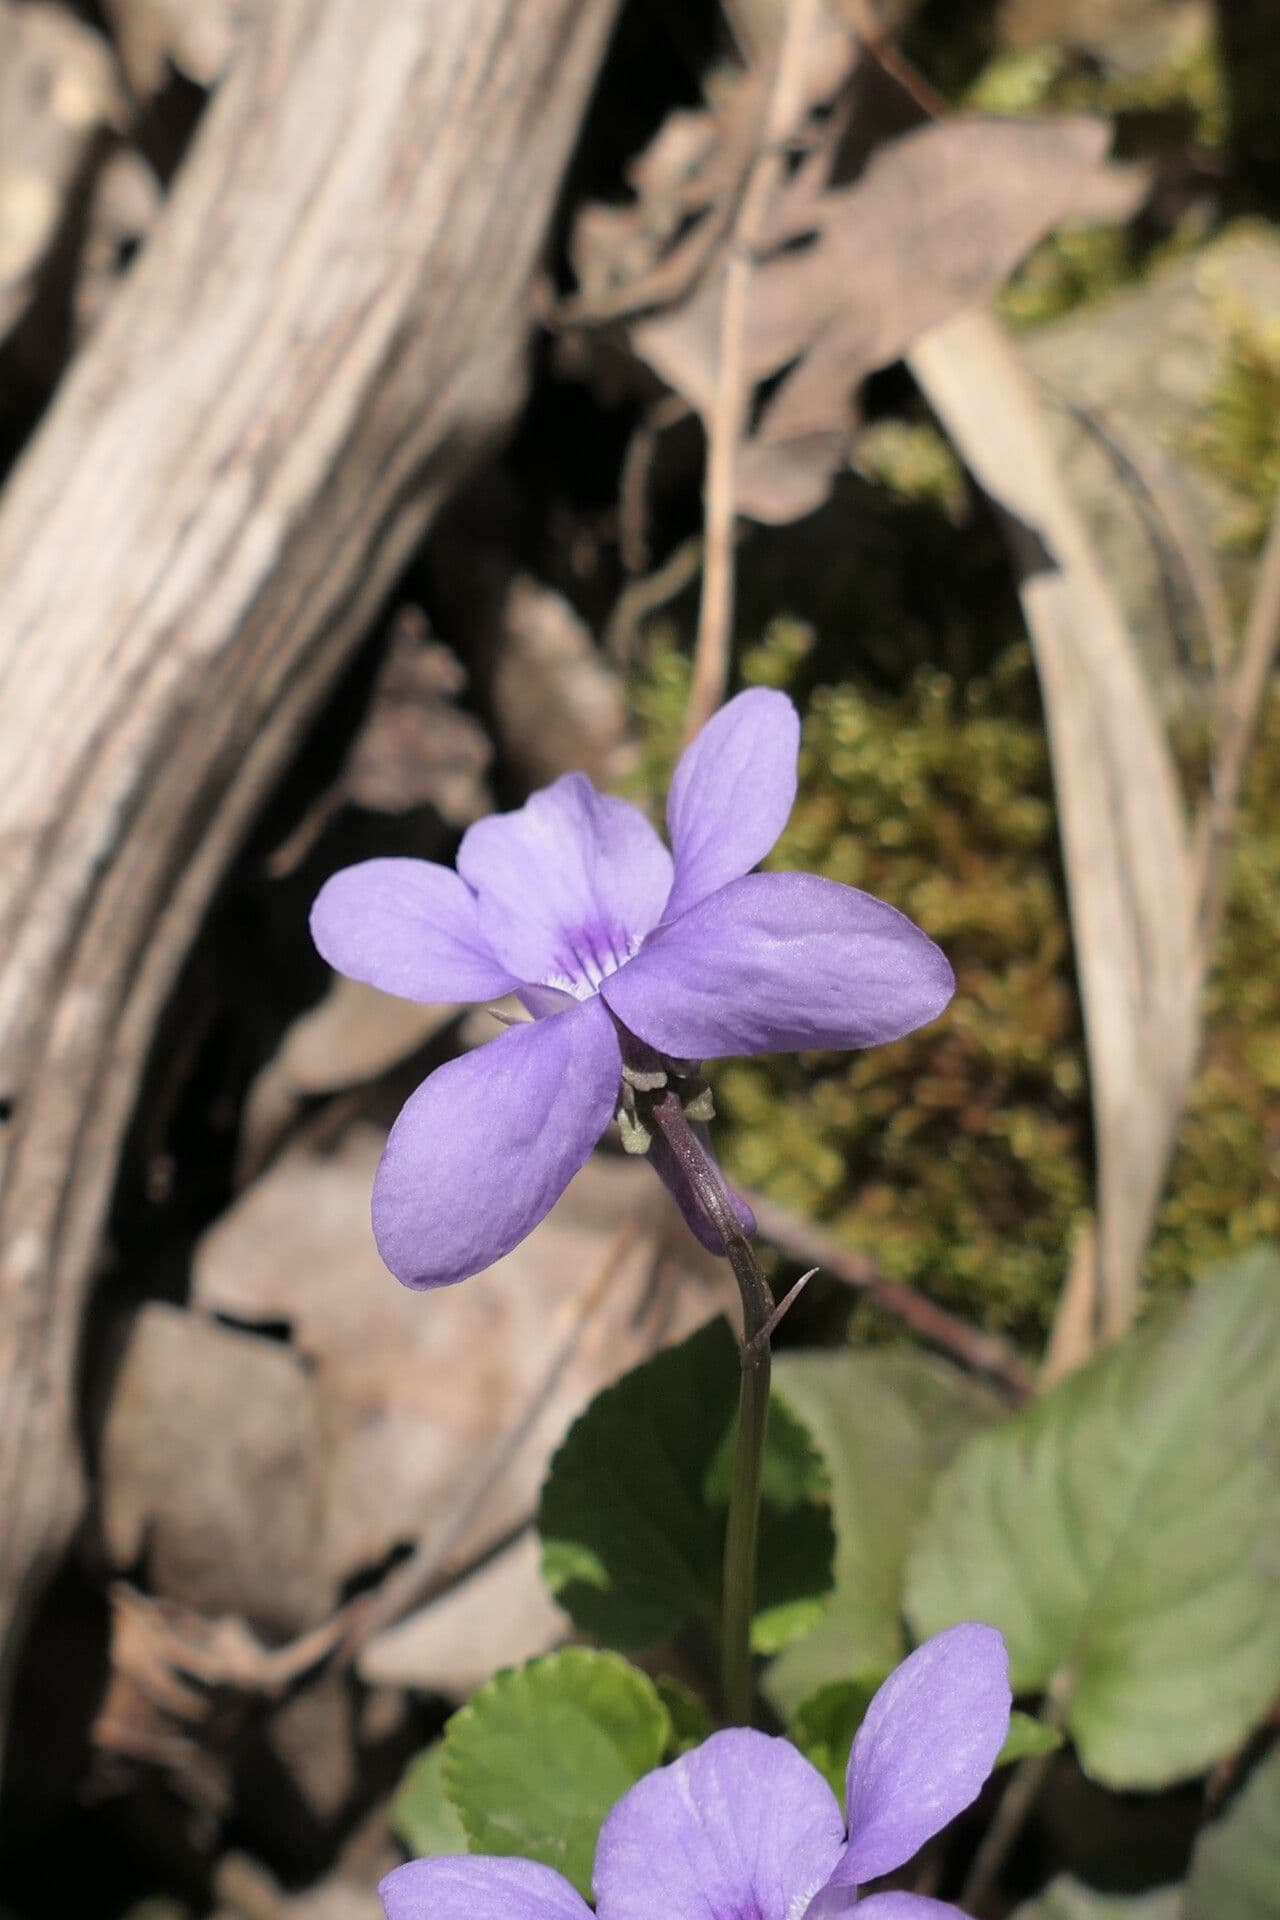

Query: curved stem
(648, 1090), (773, 1724)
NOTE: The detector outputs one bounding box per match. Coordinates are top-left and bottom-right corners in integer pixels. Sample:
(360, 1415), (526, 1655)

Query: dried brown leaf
(192, 1126), (724, 1619)
(491, 576), (635, 789)
(632, 113), (1114, 523)
(99, 1306), (335, 1633)
(264, 976), (455, 1099)
(266, 617), (491, 880)
(909, 309), (1199, 1349)
(357, 1529), (566, 1696)
(91, 1583), (341, 1810)
(340, 621), (490, 824)
(564, 30), (853, 326)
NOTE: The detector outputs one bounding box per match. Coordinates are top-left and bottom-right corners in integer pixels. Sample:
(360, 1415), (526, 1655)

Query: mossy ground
(629, 488), (1279, 1356)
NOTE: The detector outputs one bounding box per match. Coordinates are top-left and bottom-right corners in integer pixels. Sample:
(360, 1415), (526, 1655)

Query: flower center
(543, 920), (642, 999)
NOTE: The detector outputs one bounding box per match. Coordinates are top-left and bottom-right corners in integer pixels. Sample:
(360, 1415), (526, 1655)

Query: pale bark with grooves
(0, 0), (618, 1738)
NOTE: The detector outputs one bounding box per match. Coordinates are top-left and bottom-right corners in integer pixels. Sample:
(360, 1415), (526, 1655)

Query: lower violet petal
(593, 1728), (844, 1920)
(372, 996), (622, 1288)
(835, 1624), (1011, 1890)
(601, 872), (954, 1060)
(379, 1856), (592, 1920)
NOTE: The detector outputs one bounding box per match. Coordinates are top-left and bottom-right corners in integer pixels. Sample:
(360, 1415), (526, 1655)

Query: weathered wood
(0, 0), (618, 1745)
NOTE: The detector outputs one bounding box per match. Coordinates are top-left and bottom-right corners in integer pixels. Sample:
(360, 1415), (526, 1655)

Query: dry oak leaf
(631, 112), (1114, 523)
(357, 1528), (566, 1697)
(192, 1127), (723, 1626)
(491, 575), (636, 791)
(99, 1305), (334, 1636)
(339, 621), (491, 825)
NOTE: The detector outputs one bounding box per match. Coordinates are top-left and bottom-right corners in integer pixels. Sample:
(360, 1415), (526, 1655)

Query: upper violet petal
(601, 872), (955, 1060)
(310, 858), (518, 1004)
(833, 1623), (1011, 1889)
(379, 1856), (592, 1920)
(458, 774), (673, 994)
(371, 995), (622, 1288)
(593, 1727), (844, 1920)
(664, 688), (800, 920)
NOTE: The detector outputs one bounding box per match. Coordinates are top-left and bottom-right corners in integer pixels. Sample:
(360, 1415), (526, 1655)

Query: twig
(1194, 490), (1280, 975)
(619, 393), (691, 575)
(604, 534), (706, 666)
(961, 1745), (1057, 1915)
(684, 0), (821, 741)
(961, 1673), (1072, 1913)
(747, 1193), (1035, 1400)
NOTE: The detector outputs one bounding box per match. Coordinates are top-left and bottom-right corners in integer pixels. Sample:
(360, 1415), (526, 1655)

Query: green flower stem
(647, 1090), (774, 1726)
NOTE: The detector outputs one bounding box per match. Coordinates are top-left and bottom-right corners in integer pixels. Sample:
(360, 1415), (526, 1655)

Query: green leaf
(906, 1250), (1280, 1788)
(790, 1676), (883, 1796)
(391, 1742), (469, 1858)
(1188, 1746), (1280, 1920)
(764, 1349), (1002, 1715)
(997, 1711), (1065, 1767)
(1010, 1878), (1184, 1920)
(655, 1675), (714, 1754)
(440, 1648), (670, 1899)
(538, 1318), (834, 1656)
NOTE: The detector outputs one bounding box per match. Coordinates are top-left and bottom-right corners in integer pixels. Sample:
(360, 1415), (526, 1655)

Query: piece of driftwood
(0, 0), (619, 1757)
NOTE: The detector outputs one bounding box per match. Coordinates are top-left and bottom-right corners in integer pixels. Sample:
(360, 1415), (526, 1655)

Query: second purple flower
(311, 688), (954, 1287)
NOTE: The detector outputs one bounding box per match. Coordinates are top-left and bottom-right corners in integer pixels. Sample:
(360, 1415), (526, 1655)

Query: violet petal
(853, 1896), (973, 1920)
(646, 1118), (757, 1255)
(834, 1623), (1011, 1889)
(602, 872), (954, 1059)
(371, 996), (622, 1288)
(379, 1856), (591, 1920)
(458, 773), (673, 994)
(664, 688), (800, 920)
(311, 858), (518, 1003)
(593, 1727), (844, 1920)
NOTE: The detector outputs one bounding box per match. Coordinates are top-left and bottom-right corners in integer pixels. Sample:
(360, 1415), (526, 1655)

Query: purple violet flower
(379, 1623), (1012, 1920)
(310, 689), (954, 1288)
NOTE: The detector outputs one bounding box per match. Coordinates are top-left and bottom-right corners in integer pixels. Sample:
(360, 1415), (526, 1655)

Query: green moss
(1148, 681), (1280, 1285)
(1184, 283), (1280, 550)
(629, 629), (1280, 1354)
(634, 626), (1088, 1348)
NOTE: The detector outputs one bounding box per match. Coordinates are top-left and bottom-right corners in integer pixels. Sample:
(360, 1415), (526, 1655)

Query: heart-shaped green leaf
(765, 1349), (1002, 1715)
(440, 1648), (670, 1899)
(538, 1317), (834, 1656)
(997, 1711), (1066, 1767)
(906, 1250), (1280, 1787)
(390, 1741), (469, 1858)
